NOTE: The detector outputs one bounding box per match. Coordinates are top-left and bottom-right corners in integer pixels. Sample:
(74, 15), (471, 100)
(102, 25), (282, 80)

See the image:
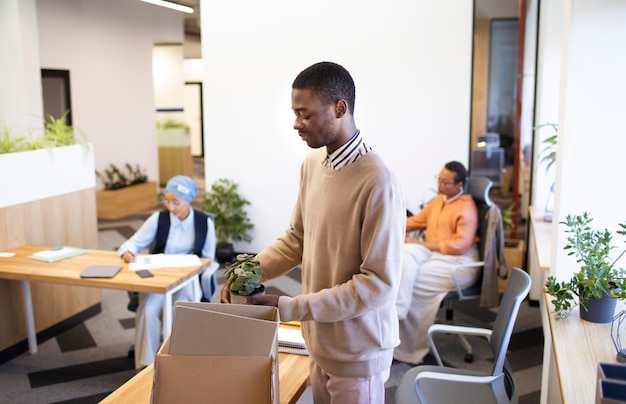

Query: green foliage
(157, 119), (190, 133)
(535, 122), (557, 173)
(544, 212), (626, 319)
(502, 202), (516, 231)
(0, 121), (31, 154)
(0, 111), (86, 154)
(96, 163), (148, 190)
(201, 178), (254, 248)
(225, 254), (263, 295)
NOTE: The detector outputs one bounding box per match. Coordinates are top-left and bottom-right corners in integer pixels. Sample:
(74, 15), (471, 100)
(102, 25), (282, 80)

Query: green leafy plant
(502, 202), (516, 232)
(225, 254), (263, 296)
(0, 121), (31, 154)
(0, 111), (86, 154)
(96, 163), (148, 190)
(201, 178), (253, 248)
(157, 119), (190, 133)
(544, 212), (626, 319)
(535, 122), (557, 173)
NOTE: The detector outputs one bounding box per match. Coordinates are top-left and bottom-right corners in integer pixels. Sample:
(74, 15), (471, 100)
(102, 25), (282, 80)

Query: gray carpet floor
(0, 158), (543, 403)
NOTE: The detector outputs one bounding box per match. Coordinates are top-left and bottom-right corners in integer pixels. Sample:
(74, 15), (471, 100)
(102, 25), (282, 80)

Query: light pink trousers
(309, 360), (390, 404)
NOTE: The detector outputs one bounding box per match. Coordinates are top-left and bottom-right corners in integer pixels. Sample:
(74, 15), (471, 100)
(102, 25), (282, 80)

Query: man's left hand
(242, 294), (279, 307)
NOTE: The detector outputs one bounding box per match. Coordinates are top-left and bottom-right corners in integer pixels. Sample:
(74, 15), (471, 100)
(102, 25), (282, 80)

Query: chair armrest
(413, 371), (502, 402)
(428, 324), (492, 366)
(451, 260), (485, 297)
(429, 324), (492, 339)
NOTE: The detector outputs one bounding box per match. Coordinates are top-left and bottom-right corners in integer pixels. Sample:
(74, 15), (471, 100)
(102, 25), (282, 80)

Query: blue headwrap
(164, 175), (197, 203)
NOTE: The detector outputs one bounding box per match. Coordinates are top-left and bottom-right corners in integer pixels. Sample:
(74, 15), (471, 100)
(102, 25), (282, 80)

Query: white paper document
(129, 254), (202, 271)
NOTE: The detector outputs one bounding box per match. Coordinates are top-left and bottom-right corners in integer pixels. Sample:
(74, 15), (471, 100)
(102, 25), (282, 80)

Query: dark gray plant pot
(580, 294), (618, 323)
(216, 244), (235, 264)
(229, 284), (265, 304)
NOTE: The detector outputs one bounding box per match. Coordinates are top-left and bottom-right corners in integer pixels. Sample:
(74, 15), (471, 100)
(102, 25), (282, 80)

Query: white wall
(546, 0), (626, 279)
(36, 0), (184, 185)
(0, 0), (43, 132)
(201, 0), (474, 253)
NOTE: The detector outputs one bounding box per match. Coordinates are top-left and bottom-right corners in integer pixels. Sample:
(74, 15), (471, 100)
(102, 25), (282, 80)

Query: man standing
(224, 61), (405, 403)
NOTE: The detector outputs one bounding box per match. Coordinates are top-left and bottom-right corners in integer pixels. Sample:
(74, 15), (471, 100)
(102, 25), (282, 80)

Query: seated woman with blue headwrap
(117, 175), (217, 371)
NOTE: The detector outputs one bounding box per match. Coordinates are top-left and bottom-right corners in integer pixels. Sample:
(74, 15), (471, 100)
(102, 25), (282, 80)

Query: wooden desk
(545, 294), (624, 403)
(0, 245), (213, 354)
(101, 351), (310, 404)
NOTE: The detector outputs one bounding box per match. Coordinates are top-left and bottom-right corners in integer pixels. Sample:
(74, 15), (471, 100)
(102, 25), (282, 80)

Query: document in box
(128, 253), (202, 270)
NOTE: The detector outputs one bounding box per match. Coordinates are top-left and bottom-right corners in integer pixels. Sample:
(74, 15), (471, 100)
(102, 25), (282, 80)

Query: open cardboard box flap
(169, 302), (279, 356)
(151, 302), (280, 404)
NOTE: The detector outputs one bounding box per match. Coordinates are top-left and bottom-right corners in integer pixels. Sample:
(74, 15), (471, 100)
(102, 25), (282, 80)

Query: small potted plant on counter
(544, 212), (626, 322)
(225, 254), (265, 304)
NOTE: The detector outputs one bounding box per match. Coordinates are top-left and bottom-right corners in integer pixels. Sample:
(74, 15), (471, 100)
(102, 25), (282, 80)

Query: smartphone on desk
(136, 270), (154, 278)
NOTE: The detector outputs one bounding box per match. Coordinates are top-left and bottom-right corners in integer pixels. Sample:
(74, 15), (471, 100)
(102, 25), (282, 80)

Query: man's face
(291, 88), (342, 152)
(437, 168), (462, 198)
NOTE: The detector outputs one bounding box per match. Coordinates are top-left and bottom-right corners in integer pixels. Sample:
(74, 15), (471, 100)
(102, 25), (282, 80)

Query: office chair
(395, 267), (531, 404)
(440, 176), (497, 362)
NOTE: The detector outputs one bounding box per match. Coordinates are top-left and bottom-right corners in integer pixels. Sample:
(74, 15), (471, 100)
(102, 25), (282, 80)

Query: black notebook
(80, 264), (122, 278)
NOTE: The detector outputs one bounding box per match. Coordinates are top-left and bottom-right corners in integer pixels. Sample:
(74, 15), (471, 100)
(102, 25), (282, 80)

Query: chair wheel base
(464, 353), (474, 363)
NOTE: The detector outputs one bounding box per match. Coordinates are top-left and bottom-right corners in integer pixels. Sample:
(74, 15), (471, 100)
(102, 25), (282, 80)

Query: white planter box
(0, 144), (95, 208)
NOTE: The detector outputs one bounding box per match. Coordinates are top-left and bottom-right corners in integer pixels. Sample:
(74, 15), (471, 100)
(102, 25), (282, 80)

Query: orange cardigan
(406, 194), (478, 255)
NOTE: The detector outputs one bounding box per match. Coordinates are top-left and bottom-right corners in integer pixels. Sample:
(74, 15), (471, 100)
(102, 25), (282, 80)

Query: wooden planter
(500, 239), (526, 293)
(96, 181), (159, 220)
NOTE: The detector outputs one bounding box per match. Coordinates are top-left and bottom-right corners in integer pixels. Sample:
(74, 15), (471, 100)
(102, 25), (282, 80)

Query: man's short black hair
(445, 161), (468, 186)
(292, 62), (356, 115)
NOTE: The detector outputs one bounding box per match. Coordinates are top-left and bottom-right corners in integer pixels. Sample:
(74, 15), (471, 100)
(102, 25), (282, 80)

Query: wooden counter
(545, 294), (624, 403)
(533, 206), (626, 403)
(101, 346), (310, 404)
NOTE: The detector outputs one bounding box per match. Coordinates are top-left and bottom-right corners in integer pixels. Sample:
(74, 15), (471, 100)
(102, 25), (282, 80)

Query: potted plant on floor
(544, 212), (626, 322)
(201, 178), (254, 263)
(95, 163), (158, 220)
(225, 253), (265, 304)
(500, 202), (525, 293)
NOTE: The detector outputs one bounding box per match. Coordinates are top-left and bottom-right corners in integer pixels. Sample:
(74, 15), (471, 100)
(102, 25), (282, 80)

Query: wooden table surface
(0, 245), (209, 293)
(101, 335), (311, 404)
(546, 294), (625, 403)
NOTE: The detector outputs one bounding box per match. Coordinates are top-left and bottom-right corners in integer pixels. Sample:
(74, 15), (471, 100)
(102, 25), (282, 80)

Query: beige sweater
(258, 148), (405, 378)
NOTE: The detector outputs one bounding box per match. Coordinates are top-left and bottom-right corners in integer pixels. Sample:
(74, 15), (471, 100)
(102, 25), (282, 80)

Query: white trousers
(134, 281), (198, 369)
(394, 243), (479, 365)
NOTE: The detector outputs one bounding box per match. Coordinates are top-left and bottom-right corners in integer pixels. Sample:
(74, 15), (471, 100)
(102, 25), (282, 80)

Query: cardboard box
(151, 302), (280, 404)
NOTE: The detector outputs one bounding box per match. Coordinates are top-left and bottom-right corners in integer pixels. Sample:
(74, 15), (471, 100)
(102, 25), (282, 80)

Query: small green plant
(502, 202), (516, 232)
(157, 119), (190, 133)
(225, 254), (263, 296)
(544, 212), (626, 319)
(0, 121), (31, 154)
(0, 111), (86, 154)
(535, 122), (557, 173)
(202, 178), (253, 248)
(96, 163), (148, 190)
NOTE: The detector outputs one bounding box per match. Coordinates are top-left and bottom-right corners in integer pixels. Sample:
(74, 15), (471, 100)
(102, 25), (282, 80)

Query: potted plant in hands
(225, 254), (265, 304)
(544, 212), (626, 322)
(202, 178), (254, 263)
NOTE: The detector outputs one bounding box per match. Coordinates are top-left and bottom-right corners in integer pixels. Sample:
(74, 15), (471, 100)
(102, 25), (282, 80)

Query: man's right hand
(220, 283), (231, 303)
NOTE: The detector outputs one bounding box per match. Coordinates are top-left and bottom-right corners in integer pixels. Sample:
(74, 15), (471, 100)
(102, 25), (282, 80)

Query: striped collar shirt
(323, 130), (372, 170)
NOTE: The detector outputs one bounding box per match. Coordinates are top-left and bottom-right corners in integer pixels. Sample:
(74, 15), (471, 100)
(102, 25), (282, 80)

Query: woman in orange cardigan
(394, 161), (479, 365)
